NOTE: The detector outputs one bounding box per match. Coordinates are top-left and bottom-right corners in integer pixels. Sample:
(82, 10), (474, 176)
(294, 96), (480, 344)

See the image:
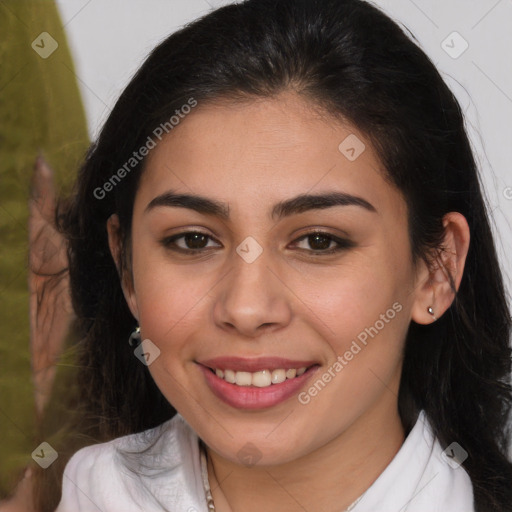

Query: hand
(28, 155), (74, 417)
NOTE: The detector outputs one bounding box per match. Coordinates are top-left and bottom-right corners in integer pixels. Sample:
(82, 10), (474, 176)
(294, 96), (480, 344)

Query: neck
(206, 397), (405, 512)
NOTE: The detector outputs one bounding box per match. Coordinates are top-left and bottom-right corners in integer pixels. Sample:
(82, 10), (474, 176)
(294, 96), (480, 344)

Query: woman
(53, 0), (512, 510)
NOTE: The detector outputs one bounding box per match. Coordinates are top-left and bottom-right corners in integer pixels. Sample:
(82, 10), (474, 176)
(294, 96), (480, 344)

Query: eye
(161, 231), (222, 253)
(291, 231), (354, 254)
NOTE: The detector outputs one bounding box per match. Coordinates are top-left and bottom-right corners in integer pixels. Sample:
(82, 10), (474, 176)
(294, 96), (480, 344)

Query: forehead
(137, 92), (405, 221)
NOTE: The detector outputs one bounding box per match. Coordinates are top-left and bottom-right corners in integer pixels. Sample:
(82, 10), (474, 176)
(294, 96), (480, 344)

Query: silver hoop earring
(129, 326), (141, 347)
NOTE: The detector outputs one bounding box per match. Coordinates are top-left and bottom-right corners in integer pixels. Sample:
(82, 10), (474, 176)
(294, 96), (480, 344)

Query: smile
(197, 357), (320, 409)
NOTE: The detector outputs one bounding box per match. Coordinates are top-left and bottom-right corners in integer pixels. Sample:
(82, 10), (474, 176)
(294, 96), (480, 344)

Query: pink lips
(197, 356), (319, 410)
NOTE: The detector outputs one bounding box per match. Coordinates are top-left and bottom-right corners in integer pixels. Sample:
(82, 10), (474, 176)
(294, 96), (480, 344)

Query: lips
(197, 356), (319, 409)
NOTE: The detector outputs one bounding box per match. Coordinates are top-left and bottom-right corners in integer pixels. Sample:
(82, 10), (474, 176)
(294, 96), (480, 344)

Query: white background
(55, 0), (512, 304)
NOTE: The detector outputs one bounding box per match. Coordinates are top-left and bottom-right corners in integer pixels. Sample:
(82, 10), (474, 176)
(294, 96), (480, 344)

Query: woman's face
(118, 92), (428, 466)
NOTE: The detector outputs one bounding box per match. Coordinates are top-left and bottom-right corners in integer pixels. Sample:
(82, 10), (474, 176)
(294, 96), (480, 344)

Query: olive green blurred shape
(0, 0), (89, 496)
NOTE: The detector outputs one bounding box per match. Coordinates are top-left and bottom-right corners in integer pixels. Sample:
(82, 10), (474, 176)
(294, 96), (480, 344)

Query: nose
(212, 248), (293, 338)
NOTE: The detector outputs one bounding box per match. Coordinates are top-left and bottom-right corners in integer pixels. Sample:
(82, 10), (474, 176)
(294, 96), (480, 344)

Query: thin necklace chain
(200, 443), (216, 511)
(199, 443), (363, 512)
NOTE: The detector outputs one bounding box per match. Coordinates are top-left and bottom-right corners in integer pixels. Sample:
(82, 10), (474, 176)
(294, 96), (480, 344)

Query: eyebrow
(145, 190), (377, 220)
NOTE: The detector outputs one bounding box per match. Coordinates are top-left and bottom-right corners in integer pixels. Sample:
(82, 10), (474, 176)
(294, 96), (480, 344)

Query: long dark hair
(49, 0), (512, 510)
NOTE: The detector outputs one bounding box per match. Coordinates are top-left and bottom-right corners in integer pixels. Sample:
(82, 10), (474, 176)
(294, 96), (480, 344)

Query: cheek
(288, 268), (409, 447)
(130, 247), (211, 351)
(136, 275), (210, 349)
(131, 264), (213, 410)
(289, 254), (411, 357)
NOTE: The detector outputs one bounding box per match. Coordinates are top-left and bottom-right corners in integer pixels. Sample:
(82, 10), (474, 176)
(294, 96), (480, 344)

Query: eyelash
(160, 230), (354, 256)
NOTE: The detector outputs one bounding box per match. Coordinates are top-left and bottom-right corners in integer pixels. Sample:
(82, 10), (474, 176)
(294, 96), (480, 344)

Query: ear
(411, 212), (470, 325)
(106, 214), (139, 321)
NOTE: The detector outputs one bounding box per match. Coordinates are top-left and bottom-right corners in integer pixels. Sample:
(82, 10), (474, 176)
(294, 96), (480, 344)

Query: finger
(29, 153), (56, 223)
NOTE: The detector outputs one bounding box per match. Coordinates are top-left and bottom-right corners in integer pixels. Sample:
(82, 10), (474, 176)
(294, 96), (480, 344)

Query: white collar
(349, 411), (474, 512)
(57, 410), (474, 511)
(147, 411), (474, 512)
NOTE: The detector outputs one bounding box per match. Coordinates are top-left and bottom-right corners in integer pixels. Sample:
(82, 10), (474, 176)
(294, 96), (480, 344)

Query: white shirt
(56, 411), (475, 512)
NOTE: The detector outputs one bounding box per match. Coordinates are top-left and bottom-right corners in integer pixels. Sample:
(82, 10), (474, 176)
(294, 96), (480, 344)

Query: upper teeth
(215, 367), (307, 387)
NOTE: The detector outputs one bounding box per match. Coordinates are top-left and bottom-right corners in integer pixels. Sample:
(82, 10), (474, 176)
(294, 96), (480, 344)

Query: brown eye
(306, 233), (333, 250)
(161, 231), (221, 253)
(181, 233), (209, 249)
(292, 231), (354, 254)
